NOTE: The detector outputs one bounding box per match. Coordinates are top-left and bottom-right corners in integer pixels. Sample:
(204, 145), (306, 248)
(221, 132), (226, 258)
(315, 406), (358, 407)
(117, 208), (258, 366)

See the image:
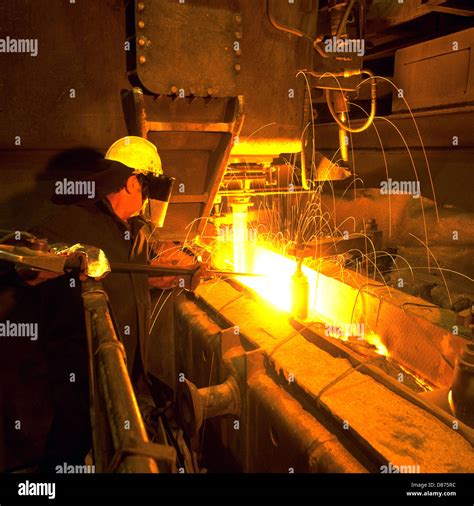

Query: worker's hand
(172, 263), (206, 291)
(148, 275), (178, 289)
(149, 245), (205, 290)
(187, 263), (206, 291)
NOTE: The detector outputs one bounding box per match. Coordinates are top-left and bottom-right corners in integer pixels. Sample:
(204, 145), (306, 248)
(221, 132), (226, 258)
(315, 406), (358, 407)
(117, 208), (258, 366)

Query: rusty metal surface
(246, 371), (367, 472)
(174, 294), (367, 472)
(315, 107), (474, 212)
(133, 0), (317, 98)
(135, 0), (241, 97)
(0, 0), (130, 230)
(0, 0), (129, 151)
(189, 280), (474, 472)
(130, 0), (316, 160)
(313, 260), (471, 389)
(393, 28), (474, 112)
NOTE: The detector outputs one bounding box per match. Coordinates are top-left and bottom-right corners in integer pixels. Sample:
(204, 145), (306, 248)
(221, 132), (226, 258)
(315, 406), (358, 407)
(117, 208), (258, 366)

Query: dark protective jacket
(31, 199), (152, 377)
(0, 199), (160, 471)
(18, 198), (157, 469)
(1, 200), (174, 470)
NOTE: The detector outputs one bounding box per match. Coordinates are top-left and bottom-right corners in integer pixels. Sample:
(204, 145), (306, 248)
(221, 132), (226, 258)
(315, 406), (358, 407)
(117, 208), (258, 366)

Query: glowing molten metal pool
(211, 231), (389, 358)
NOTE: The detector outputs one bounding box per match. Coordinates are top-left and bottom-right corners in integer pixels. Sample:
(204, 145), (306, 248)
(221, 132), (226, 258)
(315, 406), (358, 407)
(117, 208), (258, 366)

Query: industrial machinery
(1, 0), (473, 475)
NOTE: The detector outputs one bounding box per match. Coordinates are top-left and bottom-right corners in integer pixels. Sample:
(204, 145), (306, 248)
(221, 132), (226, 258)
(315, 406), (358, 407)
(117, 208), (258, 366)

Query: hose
(325, 69), (377, 133)
(266, 0), (308, 39)
(266, 0), (331, 59)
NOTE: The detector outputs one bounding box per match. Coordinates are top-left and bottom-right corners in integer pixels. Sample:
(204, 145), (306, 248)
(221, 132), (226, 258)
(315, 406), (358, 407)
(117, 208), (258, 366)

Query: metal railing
(81, 279), (176, 473)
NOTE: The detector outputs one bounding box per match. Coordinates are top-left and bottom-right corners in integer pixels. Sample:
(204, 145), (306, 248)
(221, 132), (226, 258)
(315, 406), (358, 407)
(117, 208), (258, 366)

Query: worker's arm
(147, 266), (177, 289)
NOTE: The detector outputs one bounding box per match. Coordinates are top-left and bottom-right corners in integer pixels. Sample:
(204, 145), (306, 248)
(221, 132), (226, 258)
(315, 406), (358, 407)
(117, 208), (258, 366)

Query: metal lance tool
(109, 262), (264, 278)
(0, 245), (264, 280)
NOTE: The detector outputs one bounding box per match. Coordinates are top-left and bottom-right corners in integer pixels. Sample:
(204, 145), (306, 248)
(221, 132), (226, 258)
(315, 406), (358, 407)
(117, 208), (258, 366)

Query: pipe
(336, 0), (357, 38)
(266, 0), (308, 39)
(178, 377), (241, 437)
(325, 69), (377, 133)
(338, 112), (349, 163)
(333, 91), (350, 163)
(266, 0), (331, 59)
(300, 129), (312, 190)
(450, 343), (474, 427)
(111, 262), (199, 277)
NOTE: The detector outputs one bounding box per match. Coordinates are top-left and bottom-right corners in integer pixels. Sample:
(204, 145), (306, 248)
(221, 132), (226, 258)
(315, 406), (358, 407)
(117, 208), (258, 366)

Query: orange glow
(211, 234), (389, 357)
(365, 331), (390, 357)
(237, 246), (296, 312)
(209, 207), (390, 356)
(242, 247), (389, 356)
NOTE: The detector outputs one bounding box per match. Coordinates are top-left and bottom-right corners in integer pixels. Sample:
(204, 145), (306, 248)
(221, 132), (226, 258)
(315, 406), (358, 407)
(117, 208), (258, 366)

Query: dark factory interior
(0, 0), (473, 483)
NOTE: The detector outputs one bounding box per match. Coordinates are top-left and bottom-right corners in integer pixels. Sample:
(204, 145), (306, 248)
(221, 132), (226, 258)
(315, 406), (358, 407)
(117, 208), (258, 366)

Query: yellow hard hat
(105, 136), (162, 176)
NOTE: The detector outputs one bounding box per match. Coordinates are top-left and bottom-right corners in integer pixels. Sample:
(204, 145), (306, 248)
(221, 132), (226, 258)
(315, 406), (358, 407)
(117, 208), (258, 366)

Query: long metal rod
(336, 0), (357, 38)
(217, 188), (312, 197)
(82, 279), (158, 473)
(110, 262), (264, 278)
(111, 262), (198, 276)
(209, 270), (264, 278)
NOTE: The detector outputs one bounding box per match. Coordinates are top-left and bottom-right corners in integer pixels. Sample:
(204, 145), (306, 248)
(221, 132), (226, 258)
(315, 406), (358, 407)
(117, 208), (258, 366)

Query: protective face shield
(105, 136), (174, 228)
(140, 174), (175, 228)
